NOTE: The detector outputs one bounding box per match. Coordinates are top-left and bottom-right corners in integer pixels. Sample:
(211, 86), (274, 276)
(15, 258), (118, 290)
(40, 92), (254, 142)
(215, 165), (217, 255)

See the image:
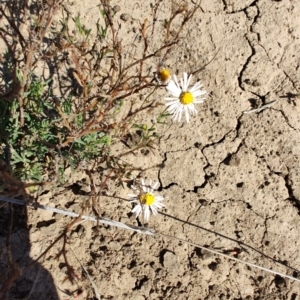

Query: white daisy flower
(128, 178), (165, 222)
(164, 72), (206, 123)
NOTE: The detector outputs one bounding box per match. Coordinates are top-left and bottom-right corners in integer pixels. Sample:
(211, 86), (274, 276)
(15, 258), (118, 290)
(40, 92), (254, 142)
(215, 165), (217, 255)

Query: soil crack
(238, 0), (259, 92)
(283, 171), (300, 212)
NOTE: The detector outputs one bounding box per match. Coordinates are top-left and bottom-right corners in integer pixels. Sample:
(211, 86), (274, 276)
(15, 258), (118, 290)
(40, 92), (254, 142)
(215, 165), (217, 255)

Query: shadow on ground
(0, 169), (59, 300)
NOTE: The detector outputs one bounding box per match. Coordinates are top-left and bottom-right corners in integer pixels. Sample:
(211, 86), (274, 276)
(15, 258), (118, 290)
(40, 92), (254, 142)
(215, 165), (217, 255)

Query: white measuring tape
(1, 195), (300, 283)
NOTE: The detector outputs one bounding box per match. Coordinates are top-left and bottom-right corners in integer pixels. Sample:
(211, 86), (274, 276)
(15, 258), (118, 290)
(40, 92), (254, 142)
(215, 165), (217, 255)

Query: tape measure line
(0, 195), (299, 283)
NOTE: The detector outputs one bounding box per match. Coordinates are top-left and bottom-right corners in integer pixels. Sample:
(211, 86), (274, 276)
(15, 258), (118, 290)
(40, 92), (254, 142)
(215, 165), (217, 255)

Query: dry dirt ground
(1, 0), (300, 299)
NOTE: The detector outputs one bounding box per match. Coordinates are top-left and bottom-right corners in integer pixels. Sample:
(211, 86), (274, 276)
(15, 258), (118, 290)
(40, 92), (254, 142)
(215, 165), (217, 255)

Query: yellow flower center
(139, 192), (155, 206)
(180, 91), (194, 105)
(157, 68), (170, 83)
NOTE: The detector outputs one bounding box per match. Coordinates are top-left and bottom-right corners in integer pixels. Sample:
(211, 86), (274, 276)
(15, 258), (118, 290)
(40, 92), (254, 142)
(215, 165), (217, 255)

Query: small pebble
(113, 5), (121, 13)
(120, 13), (131, 22)
(163, 251), (178, 269)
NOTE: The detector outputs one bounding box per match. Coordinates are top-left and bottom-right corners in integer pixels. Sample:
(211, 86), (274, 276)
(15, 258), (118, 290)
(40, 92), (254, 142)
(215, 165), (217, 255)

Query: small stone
(120, 13), (131, 22)
(109, 241), (122, 251)
(163, 251), (178, 270)
(112, 5), (121, 13)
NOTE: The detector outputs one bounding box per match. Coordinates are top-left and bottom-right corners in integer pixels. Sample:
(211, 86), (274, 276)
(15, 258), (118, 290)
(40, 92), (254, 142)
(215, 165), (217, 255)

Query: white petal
(166, 80), (181, 97)
(167, 104), (178, 114)
(150, 206), (158, 215)
(192, 90), (206, 98)
(188, 106), (197, 116)
(152, 181), (159, 190)
(144, 206), (150, 221)
(166, 107), (177, 116)
(189, 82), (202, 93)
(181, 72), (188, 91)
(165, 100), (179, 108)
(173, 74), (180, 90)
(186, 73), (192, 91)
(193, 98), (205, 105)
(128, 193), (138, 198)
(141, 179), (147, 192)
(174, 108), (182, 122)
(153, 201), (164, 209)
(132, 204), (142, 217)
(155, 196), (164, 202)
(185, 107), (190, 123)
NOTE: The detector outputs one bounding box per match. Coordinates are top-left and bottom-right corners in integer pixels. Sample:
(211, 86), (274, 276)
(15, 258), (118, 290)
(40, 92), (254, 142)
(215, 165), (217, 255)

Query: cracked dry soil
(2, 0), (300, 299)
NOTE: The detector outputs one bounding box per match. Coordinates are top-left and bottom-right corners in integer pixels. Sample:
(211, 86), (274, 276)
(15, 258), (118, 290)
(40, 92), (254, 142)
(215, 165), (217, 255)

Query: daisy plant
(128, 178), (165, 223)
(164, 72), (206, 123)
